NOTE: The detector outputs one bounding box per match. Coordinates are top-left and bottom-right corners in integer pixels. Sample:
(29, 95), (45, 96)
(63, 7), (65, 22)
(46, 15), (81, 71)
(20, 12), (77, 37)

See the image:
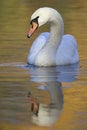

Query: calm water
(0, 0), (87, 130)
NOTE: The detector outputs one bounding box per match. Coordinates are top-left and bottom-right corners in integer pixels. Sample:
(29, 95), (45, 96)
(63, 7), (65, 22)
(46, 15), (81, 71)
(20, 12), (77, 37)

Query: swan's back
(56, 34), (79, 65)
(28, 34), (79, 65)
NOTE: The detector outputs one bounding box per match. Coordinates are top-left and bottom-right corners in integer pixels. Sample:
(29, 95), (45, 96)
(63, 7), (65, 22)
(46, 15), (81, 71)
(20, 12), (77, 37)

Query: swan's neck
(35, 11), (64, 66)
(46, 13), (64, 50)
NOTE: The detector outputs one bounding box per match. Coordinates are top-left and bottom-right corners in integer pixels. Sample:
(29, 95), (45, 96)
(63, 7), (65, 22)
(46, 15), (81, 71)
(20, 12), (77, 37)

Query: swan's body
(27, 7), (79, 66)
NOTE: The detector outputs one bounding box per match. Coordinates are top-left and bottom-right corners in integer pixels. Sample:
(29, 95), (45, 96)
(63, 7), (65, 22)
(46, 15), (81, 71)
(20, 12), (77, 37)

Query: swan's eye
(30, 16), (39, 25)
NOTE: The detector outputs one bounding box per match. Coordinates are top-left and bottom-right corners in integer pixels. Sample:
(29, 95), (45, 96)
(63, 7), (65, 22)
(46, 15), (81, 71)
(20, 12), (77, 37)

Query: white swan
(27, 7), (79, 66)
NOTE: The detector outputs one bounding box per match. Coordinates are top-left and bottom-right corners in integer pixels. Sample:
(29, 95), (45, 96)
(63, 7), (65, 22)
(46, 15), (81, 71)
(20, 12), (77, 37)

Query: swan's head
(27, 7), (61, 38)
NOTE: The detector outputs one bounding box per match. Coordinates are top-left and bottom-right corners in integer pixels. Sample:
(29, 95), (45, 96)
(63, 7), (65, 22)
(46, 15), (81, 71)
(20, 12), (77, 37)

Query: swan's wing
(28, 32), (49, 64)
(56, 34), (79, 65)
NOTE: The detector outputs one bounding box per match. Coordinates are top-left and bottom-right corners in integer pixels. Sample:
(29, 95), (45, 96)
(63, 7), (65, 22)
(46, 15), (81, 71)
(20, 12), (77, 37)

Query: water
(0, 0), (87, 130)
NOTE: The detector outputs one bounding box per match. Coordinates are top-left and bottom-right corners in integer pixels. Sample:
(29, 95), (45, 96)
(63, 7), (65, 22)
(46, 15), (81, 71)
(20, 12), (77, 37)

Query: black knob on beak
(27, 34), (30, 38)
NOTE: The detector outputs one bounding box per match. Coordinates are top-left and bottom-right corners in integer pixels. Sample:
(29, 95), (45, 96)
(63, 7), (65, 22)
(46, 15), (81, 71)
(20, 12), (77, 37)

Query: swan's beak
(27, 22), (38, 38)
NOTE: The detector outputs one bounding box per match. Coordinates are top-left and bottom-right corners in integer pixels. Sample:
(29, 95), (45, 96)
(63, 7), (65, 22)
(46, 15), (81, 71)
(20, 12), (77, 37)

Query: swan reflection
(28, 63), (78, 126)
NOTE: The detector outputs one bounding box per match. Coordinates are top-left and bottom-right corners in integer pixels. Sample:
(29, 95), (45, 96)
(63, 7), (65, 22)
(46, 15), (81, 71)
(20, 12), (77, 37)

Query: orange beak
(27, 22), (38, 38)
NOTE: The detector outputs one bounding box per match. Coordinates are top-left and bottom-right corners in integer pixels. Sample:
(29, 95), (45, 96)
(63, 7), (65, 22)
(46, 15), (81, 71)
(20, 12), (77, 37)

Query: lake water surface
(0, 0), (87, 130)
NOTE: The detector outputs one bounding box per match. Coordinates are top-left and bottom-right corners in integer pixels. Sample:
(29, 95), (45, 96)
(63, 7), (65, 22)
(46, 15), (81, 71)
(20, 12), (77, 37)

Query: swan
(27, 7), (79, 66)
